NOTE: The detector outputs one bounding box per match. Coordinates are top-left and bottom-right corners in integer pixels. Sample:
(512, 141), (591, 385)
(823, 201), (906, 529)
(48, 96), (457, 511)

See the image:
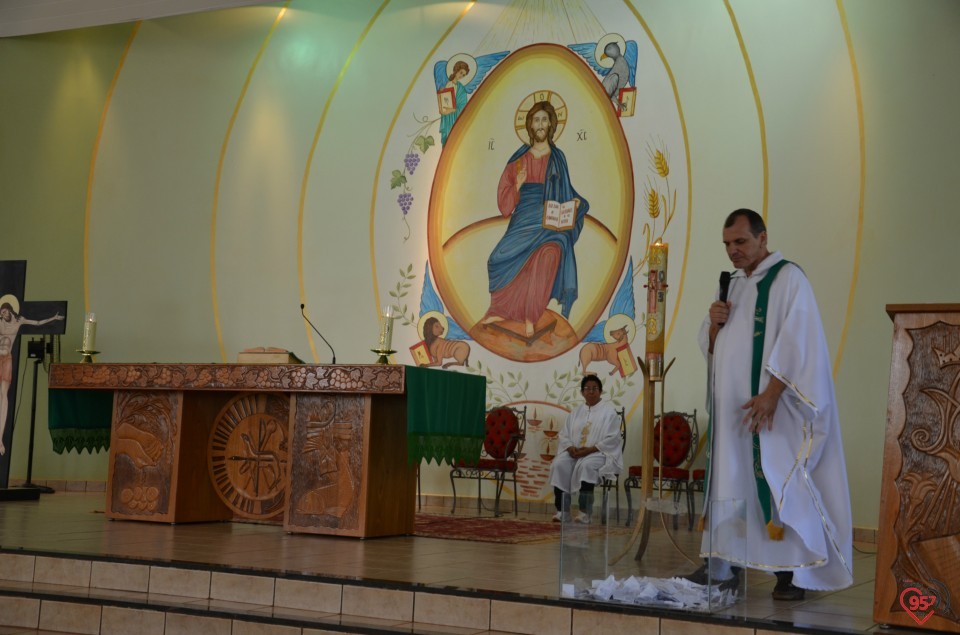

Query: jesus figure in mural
(479, 99), (590, 339)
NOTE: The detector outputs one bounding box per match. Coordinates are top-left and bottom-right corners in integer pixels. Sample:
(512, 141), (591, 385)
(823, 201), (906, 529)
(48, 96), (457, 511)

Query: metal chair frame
(449, 406), (527, 517)
(623, 409), (698, 529)
(598, 408), (626, 525)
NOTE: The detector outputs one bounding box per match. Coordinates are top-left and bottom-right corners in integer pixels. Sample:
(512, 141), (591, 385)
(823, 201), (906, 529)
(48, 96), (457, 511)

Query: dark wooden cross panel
(1, 260), (67, 488)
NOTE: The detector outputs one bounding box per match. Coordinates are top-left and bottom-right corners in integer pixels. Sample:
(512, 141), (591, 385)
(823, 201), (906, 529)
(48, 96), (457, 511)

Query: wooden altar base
(0, 492), (889, 635)
(47, 364), (434, 538)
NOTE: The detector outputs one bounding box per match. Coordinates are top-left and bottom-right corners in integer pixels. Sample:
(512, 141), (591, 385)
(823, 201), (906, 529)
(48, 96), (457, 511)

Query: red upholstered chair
(449, 406), (526, 517)
(623, 409), (698, 529)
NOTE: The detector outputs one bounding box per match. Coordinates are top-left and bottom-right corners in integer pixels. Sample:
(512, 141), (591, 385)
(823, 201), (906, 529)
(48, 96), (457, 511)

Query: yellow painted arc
(623, 1), (694, 424)
(724, 0), (769, 225)
(84, 21), (141, 314)
(368, 2), (476, 330)
(210, 4), (289, 362)
(298, 0), (392, 363)
(833, 0), (866, 379)
(442, 215), (618, 252)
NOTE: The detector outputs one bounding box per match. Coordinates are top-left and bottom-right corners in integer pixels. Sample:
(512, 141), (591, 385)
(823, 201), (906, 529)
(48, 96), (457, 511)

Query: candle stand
(76, 349), (100, 364)
(372, 305), (397, 364)
(370, 348), (396, 365)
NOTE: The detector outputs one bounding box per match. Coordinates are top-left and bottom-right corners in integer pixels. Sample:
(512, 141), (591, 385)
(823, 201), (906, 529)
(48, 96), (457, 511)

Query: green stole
(751, 259), (791, 531)
(702, 259), (791, 536)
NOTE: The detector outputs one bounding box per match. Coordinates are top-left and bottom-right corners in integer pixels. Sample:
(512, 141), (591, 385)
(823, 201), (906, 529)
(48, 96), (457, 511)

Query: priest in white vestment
(694, 209), (853, 600)
(548, 374), (623, 523)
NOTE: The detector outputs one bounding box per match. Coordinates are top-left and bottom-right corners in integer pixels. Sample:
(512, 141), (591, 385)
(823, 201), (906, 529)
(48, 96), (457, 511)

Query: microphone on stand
(718, 271), (732, 327)
(300, 304), (336, 364)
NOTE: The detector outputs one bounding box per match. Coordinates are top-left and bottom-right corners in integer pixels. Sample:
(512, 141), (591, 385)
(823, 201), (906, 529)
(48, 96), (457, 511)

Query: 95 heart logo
(899, 586), (937, 625)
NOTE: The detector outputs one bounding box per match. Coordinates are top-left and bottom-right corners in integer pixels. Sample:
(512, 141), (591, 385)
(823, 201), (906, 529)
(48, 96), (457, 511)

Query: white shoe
(574, 511), (591, 524)
(552, 511), (571, 522)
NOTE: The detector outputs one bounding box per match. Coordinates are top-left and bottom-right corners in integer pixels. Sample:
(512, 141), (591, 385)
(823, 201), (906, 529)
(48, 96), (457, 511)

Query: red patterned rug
(414, 514), (562, 544)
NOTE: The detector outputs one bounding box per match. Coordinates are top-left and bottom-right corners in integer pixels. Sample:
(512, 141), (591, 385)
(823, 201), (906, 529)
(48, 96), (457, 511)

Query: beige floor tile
(100, 605), (165, 635)
(337, 614), (412, 629)
(341, 585), (413, 621)
(33, 556), (91, 588)
(274, 578), (342, 613)
(661, 620), (753, 635)
(770, 608), (878, 632)
(231, 620), (303, 635)
(414, 591), (490, 629)
(211, 571), (275, 604)
(91, 560), (150, 592)
(0, 553), (34, 583)
(490, 599), (571, 635)
(148, 565), (211, 597)
(164, 612), (232, 635)
(38, 600), (101, 635)
(0, 596), (40, 629)
(572, 609), (658, 635)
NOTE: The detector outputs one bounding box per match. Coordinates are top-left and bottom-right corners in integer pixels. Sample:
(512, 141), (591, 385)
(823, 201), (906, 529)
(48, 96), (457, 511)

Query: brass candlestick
(373, 305), (398, 364)
(370, 348), (396, 365)
(76, 349), (100, 363)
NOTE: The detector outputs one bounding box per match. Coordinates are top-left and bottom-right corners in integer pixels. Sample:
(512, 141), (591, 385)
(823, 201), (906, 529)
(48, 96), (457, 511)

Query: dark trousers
(554, 482), (595, 513)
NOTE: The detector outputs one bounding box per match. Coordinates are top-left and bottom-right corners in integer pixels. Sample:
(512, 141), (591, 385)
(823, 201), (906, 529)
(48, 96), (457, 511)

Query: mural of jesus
(479, 98), (590, 339)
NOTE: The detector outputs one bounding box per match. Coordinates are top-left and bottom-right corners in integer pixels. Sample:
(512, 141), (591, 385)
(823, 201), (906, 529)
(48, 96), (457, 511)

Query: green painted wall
(1, 0), (958, 530)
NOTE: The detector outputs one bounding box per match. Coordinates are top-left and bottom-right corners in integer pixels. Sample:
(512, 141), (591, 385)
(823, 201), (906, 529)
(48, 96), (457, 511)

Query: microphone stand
(21, 338), (53, 494)
(300, 304), (336, 364)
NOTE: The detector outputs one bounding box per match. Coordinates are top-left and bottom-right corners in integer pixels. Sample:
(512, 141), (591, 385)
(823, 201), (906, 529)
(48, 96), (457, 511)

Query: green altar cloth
(405, 365), (485, 466)
(48, 388), (113, 454)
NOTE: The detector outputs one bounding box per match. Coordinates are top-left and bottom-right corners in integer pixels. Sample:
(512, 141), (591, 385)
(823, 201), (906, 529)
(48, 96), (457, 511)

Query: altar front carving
(49, 363), (483, 538)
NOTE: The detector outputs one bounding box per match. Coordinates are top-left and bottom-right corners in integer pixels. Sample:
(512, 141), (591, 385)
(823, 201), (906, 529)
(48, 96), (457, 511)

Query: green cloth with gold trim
(48, 388), (113, 454)
(405, 365), (485, 466)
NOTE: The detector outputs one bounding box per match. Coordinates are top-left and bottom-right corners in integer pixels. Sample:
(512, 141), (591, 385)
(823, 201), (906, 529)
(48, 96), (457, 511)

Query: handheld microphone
(300, 304), (336, 364)
(719, 271), (732, 303)
(718, 271), (732, 327)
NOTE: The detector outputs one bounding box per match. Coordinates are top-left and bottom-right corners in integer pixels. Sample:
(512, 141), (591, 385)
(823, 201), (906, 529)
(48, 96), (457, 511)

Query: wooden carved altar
(875, 305), (960, 632)
(49, 364), (431, 538)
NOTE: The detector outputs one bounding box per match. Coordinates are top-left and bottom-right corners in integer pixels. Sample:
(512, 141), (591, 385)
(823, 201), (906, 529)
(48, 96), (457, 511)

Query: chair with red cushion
(449, 406), (526, 517)
(623, 409), (698, 529)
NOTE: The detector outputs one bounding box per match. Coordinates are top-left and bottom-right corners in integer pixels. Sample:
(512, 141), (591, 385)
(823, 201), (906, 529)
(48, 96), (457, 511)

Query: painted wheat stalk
(634, 141), (677, 279)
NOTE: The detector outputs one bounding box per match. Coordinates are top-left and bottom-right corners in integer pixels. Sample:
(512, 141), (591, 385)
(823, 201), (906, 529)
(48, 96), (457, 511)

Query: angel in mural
(479, 95), (590, 340)
(437, 58), (471, 145)
(0, 295), (64, 455)
(434, 52), (508, 146)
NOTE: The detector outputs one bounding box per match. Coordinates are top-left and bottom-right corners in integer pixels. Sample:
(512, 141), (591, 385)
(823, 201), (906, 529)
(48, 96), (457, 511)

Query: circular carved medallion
(208, 393), (289, 519)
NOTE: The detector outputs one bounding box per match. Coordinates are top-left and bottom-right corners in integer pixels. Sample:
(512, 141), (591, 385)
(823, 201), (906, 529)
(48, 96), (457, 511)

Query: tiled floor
(0, 492), (913, 635)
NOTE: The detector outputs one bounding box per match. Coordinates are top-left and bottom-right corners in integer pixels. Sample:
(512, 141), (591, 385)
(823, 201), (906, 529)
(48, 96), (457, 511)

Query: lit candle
(82, 312), (97, 351)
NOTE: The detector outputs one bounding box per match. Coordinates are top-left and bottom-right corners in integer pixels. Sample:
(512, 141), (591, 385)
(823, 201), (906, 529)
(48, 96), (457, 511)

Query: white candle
(82, 312), (97, 351)
(382, 306), (396, 350)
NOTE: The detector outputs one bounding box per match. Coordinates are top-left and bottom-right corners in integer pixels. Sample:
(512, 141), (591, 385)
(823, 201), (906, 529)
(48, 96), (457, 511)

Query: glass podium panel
(559, 493), (745, 611)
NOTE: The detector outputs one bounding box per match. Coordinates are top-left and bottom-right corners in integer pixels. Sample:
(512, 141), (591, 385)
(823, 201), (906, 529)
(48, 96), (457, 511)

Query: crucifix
(0, 260), (68, 493)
